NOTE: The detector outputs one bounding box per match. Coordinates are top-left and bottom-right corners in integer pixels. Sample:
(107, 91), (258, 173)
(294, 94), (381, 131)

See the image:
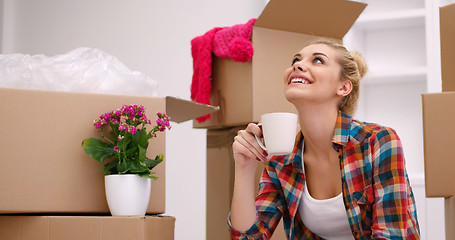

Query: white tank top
(299, 185), (354, 239)
(298, 141), (354, 240)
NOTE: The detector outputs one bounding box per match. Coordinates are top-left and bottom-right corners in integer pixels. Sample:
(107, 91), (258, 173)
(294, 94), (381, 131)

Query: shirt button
(353, 231), (360, 237)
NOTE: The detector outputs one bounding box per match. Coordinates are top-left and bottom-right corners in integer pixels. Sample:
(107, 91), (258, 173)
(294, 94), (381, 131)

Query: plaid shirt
(228, 111), (420, 239)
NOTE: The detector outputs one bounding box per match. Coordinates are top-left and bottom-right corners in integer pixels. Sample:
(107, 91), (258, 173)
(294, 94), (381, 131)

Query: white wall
(1, 0), (265, 239)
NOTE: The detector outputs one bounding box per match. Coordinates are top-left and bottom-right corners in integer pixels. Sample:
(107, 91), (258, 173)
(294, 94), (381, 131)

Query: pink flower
(118, 124), (129, 132)
(130, 127), (137, 135)
(113, 146), (119, 151)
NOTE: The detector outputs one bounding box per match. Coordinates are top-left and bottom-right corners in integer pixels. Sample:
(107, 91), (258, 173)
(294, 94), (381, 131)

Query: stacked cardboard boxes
(198, 0), (366, 238)
(0, 88), (218, 239)
(421, 3), (455, 239)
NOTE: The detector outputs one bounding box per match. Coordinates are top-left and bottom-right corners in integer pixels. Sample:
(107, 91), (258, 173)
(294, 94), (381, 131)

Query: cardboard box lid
(255, 0), (366, 39)
(440, 3), (455, 91)
(0, 88), (218, 124)
(165, 96), (219, 123)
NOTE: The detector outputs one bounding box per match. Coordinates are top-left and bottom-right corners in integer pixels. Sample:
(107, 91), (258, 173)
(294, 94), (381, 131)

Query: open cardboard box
(0, 215), (175, 240)
(421, 3), (455, 198)
(193, 0), (366, 128)
(0, 87), (218, 214)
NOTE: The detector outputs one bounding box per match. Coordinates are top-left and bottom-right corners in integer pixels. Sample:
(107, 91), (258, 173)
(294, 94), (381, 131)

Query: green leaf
(138, 145), (146, 162)
(129, 161), (149, 173)
(82, 138), (116, 163)
(144, 154), (163, 170)
(117, 160), (132, 174)
(125, 144), (138, 157)
(133, 129), (149, 149)
(103, 159), (119, 175)
(138, 172), (158, 180)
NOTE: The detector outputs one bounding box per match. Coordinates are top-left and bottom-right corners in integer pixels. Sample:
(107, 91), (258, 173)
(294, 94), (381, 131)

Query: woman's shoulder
(350, 118), (401, 144)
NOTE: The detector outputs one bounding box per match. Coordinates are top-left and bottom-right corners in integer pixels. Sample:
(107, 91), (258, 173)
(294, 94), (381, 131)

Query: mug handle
(254, 123), (267, 151)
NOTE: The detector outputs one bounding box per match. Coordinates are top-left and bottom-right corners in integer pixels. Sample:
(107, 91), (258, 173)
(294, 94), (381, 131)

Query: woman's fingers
(245, 123), (268, 158)
(233, 134), (266, 162)
(232, 123), (268, 163)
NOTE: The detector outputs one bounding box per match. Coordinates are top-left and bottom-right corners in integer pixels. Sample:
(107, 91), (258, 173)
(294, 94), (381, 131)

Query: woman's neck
(296, 104), (339, 158)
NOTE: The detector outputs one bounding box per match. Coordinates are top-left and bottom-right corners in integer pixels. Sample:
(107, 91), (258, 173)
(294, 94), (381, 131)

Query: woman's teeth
(290, 78), (310, 84)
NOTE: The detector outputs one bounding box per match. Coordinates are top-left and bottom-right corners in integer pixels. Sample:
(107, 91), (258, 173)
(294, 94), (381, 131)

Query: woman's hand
(232, 123), (268, 169)
(231, 123), (268, 232)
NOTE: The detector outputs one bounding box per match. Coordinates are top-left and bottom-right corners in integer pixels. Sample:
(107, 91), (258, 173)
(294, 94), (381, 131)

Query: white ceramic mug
(255, 112), (298, 155)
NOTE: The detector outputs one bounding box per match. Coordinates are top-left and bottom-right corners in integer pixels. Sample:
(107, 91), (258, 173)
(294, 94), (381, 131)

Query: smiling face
(283, 43), (351, 110)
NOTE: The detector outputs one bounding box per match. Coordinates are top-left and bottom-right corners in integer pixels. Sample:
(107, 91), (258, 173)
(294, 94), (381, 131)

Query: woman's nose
(293, 61), (307, 72)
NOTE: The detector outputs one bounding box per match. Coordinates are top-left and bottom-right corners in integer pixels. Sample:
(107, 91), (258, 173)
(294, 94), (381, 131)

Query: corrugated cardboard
(0, 215), (175, 240)
(0, 87), (218, 214)
(206, 127), (286, 239)
(421, 93), (455, 197)
(446, 196), (455, 239)
(421, 3), (455, 198)
(440, 3), (455, 92)
(193, 0), (366, 128)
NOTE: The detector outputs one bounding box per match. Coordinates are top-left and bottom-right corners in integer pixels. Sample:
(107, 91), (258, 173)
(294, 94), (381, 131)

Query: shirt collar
(282, 132), (303, 167)
(332, 111), (353, 147)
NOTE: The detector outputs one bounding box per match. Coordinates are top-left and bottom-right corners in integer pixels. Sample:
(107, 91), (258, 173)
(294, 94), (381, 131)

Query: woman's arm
(231, 162), (260, 231)
(230, 123), (268, 231)
(370, 127), (420, 239)
(229, 163), (285, 240)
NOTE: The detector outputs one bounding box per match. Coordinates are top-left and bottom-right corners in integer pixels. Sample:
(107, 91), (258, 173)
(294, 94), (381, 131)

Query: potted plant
(82, 104), (171, 216)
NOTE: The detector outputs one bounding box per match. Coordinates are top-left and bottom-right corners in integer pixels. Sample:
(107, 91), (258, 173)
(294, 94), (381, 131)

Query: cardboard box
(446, 196), (455, 239)
(0, 215), (175, 240)
(440, 3), (455, 92)
(421, 93), (455, 197)
(206, 127), (285, 239)
(421, 3), (455, 198)
(193, 0), (366, 128)
(0, 87), (218, 214)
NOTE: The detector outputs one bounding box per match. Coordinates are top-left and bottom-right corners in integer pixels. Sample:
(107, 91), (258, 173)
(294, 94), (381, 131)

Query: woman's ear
(337, 79), (352, 97)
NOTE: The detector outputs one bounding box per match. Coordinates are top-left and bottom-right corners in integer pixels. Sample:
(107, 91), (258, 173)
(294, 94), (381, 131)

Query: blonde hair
(309, 39), (368, 115)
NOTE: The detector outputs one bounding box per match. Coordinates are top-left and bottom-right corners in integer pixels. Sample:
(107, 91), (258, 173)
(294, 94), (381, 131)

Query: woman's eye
(291, 57), (300, 65)
(313, 57), (324, 64)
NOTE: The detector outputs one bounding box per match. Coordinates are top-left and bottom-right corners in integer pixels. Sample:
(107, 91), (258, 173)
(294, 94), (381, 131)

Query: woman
(228, 39), (420, 239)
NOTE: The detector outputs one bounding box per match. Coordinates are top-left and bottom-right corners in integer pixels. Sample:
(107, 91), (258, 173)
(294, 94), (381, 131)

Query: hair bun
(350, 51), (368, 79)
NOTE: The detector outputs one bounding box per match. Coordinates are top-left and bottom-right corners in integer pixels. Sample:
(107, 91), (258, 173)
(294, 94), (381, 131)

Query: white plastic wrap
(0, 47), (158, 96)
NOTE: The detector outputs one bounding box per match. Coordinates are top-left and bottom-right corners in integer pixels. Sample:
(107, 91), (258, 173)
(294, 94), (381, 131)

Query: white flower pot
(104, 174), (152, 216)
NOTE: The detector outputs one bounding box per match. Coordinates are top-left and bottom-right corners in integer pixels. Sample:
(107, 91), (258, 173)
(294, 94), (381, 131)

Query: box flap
(165, 97), (219, 123)
(440, 3), (455, 91)
(254, 0), (366, 39)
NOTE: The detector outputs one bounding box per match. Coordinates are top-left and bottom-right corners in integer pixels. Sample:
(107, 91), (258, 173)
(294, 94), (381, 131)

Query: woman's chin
(284, 89), (305, 103)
